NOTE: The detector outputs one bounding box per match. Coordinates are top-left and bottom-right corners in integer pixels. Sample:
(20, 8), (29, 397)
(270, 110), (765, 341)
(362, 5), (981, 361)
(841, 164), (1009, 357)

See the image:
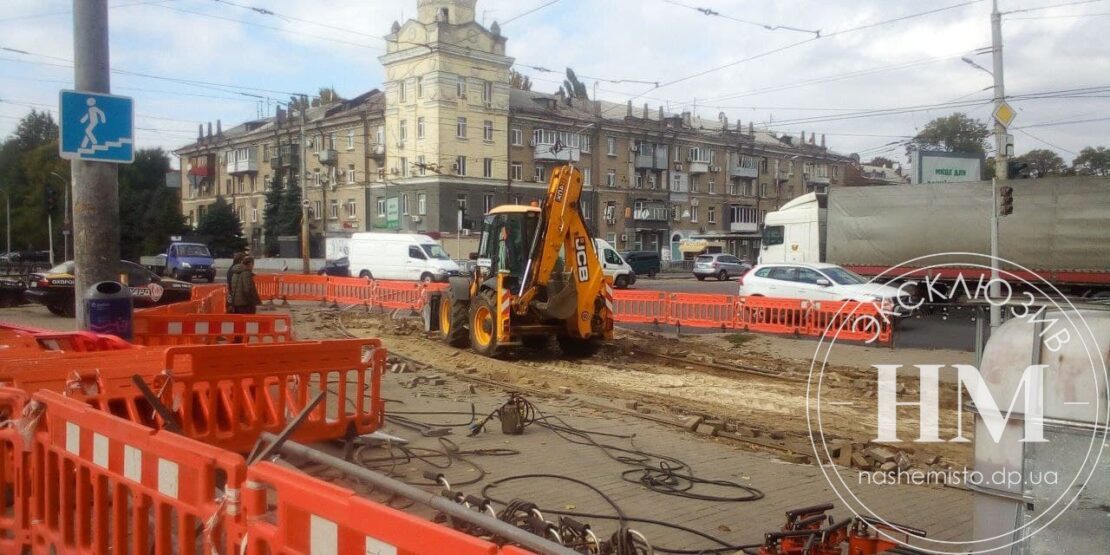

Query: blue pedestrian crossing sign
(59, 90), (134, 163)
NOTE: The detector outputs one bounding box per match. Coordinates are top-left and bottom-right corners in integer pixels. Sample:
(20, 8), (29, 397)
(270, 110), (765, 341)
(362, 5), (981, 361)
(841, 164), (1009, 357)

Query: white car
(739, 262), (914, 314)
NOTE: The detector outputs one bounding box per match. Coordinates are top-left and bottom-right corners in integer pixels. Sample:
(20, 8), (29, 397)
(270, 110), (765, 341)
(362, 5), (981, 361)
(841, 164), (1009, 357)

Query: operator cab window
(408, 246), (427, 260)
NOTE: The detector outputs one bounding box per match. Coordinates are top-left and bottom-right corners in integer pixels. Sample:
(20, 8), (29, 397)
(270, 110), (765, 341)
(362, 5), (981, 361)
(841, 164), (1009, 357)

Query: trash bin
(85, 281), (133, 341)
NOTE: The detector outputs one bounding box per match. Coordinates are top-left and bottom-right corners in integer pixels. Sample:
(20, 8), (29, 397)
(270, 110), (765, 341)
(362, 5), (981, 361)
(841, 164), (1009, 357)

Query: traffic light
(44, 185), (57, 213)
(999, 185), (1014, 217)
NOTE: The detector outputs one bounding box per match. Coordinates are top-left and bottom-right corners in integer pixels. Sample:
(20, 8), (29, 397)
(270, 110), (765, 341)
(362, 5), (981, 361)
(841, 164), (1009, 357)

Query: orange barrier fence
(737, 297), (809, 336)
(158, 339), (386, 453)
(28, 390), (246, 554)
(0, 388), (30, 553)
(611, 290), (668, 324)
(132, 312), (293, 346)
(808, 300), (892, 344)
(277, 274), (330, 302)
(670, 293), (741, 330)
(242, 461), (503, 555)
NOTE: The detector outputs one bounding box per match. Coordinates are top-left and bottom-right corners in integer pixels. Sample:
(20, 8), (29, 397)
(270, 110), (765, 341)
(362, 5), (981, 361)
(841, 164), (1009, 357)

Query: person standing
(230, 255), (261, 314)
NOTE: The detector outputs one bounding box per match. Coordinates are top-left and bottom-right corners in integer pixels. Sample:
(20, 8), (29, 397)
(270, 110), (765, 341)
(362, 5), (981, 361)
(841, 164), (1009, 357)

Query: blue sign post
(59, 90), (134, 163)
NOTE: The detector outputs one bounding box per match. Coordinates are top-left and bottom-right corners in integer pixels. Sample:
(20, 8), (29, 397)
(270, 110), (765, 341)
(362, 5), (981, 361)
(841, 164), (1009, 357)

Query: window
(729, 181), (740, 196)
(344, 198), (357, 218)
(417, 117), (425, 139)
(399, 80), (407, 103)
(313, 169), (320, 187)
(482, 80), (493, 104)
(688, 146), (711, 163)
(347, 129), (355, 150)
(606, 137), (616, 156)
(760, 183), (769, 197)
(400, 157), (408, 177)
(690, 175), (699, 193)
(375, 126), (384, 145)
(329, 199), (339, 219)
(511, 127), (523, 146)
(606, 170), (616, 188)
(604, 202), (617, 224)
(377, 198), (386, 217)
(456, 117), (467, 138)
(707, 206), (716, 223)
(409, 245), (426, 260)
(416, 77), (424, 98)
(263, 174), (270, 190)
(511, 162), (523, 180)
(313, 200), (322, 220)
(582, 168), (591, 186)
(670, 205), (679, 221)
(347, 164), (355, 184)
(417, 155), (426, 176)
(708, 179), (716, 194)
(418, 193), (427, 215)
(579, 134), (590, 153)
(581, 200), (593, 221)
(483, 158), (493, 178)
(251, 208), (258, 223)
(313, 137), (322, 154)
(399, 120), (407, 142)
(483, 120), (494, 141)
(634, 173), (643, 189)
(455, 155), (466, 175)
(402, 193), (409, 215)
(483, 194), (494, 213)
(329, 132), (336, 149)
(534, 164), (545, 182)
(456, 76), (466, 98)
(691, 206), (699, 223)
(760, 157), (769, 173)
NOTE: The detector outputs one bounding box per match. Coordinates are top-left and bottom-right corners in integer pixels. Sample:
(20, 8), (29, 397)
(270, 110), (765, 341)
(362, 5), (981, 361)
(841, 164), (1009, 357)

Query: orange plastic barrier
(668, 293), (739, 330)
(373, 280), (428, 310)
(611, 290), (668, 324)
(0, 328), (134, 358)
(132, 313), (294, 346)
(737, 297), (809, 336)
(242, 461), (501, 555)
(28, 390), (246, 554)
(254, 274), (280, 302)
(278, 275), (329, 302)
(328, 276), (373, 306)
(190, 283), (226, 301)
(808, 300), (892, 344)
(0, 387), (31, 553)
(158, 339), (386, 453)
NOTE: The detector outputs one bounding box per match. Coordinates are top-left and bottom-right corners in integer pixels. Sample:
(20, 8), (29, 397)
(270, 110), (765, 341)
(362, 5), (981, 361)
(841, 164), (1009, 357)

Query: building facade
(176, 0), (851, 262)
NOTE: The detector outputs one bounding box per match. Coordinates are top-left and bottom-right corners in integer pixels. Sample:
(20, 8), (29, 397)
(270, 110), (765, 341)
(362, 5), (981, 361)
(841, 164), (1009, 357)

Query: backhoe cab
(430, 165), (614, 358)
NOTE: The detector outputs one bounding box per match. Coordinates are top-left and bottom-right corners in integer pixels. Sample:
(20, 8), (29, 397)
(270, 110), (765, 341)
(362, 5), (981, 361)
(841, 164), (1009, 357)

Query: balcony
(805, 173), (831, 185)
(634, 145), (668, 169)
(730, 222), (758, 233)
(687, 161), (709, 174)
(269, 146), (300, 168)
(730, 165), (758, 179)
(533, 144), (580, 162)
(318, 149), (338, 165)
(632, 205), (668, 222)
(227, 157), (259, 174)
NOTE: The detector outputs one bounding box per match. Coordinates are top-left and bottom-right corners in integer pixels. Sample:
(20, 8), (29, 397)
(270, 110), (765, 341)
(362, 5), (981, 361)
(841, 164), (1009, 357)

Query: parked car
(348, 233), (461, 282)
(595, 239), (636, 289)
(24, 260), (193, 317)
(318, 257), (351, 277)
(738, 262), (913, 314)
(621, 251), (661, 278)
(0, 276), (26, 307)
(140, 242), (217, 282)
(692, 253), (750, 281)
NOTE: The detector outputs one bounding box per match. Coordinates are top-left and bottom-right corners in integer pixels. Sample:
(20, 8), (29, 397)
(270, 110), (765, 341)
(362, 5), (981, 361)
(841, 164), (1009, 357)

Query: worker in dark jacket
(227, 252), (245, 284)
(229, 256), (261, 314)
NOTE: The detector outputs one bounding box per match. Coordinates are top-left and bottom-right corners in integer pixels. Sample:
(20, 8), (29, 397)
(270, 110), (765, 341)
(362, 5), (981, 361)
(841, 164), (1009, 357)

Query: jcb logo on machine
(574, 237), (590, 282)
(555, 181), (567, 203)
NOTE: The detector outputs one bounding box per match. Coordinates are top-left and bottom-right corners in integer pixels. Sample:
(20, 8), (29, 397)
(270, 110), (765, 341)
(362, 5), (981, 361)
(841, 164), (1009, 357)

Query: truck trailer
(759, 176), (1110, 298)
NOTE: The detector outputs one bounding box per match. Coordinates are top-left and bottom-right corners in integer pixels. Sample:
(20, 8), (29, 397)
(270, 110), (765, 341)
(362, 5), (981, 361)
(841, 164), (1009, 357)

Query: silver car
(692, 253), (751, 281)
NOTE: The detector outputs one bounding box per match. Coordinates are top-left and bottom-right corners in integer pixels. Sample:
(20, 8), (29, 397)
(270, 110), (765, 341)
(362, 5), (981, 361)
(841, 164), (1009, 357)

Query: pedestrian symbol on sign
(59, 90), (135, 164)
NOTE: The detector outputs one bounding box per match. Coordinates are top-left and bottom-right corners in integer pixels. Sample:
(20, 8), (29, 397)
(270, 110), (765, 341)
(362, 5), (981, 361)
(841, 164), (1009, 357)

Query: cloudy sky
(1, 0), (1106, 167)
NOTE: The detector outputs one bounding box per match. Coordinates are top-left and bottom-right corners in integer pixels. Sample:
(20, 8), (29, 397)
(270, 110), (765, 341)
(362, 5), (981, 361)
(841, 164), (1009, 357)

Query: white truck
(759, 177), (1110, 298)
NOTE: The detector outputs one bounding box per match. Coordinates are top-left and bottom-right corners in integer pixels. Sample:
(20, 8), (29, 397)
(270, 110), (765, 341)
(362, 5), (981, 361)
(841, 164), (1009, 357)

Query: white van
(348, 233), (461, 282)
(594, 238), (636, 289)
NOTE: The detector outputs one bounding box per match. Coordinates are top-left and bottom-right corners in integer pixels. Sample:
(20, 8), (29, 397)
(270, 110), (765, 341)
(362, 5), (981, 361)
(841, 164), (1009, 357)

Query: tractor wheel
(557, 335), (601, 358)
(521, 335), (550, 351)
(439, 289), (470, 348)
(469, 292), (501, 357)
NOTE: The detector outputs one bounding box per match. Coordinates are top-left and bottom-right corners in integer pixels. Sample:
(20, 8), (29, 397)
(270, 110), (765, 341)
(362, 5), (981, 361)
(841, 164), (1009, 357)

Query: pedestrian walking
(229, 255), (261, 314)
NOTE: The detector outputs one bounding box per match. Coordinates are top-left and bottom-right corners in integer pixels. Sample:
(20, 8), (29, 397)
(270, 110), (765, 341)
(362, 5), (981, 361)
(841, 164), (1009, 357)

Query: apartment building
(176, 0), (851, 261)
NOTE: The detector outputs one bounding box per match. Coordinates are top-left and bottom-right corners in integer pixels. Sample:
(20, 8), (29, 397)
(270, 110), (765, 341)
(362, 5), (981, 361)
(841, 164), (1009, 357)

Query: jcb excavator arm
(516, 165), (611, 338)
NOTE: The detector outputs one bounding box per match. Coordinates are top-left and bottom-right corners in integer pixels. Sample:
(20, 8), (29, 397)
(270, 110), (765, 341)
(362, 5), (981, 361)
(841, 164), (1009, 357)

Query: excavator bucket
(535, 275), (578, 320)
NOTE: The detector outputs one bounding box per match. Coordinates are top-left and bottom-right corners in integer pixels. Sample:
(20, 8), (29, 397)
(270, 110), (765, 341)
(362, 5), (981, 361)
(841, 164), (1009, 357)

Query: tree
(117, 148), (188, 260)
(196, 196), (247, 257)
(509, 69), (532, 91)
(910, 113), (990, 155)
(14, 110), (58, 150)
(311, 86), (341, 107)
(1073, 146), (1109, 176)
(1013, 149), (1066, 178)
(867, 156), (896, 168)
(262, 173), (286, 256)
(562, 68), (588, 100)
(277, 175), (303, 236)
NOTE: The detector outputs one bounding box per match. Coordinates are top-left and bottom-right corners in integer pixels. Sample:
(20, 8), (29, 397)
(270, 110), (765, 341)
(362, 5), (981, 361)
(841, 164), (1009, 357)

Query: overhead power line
(660, 0), (821, 36)
(1003, 0), (1107, 15)
(503, 0), (564, 25)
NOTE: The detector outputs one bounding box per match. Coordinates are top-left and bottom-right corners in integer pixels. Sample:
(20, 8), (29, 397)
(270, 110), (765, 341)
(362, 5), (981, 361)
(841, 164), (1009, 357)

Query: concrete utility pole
(299, 95), (310, 274)
(991, 0), (1007, 182)
(71, 0), (121, 327)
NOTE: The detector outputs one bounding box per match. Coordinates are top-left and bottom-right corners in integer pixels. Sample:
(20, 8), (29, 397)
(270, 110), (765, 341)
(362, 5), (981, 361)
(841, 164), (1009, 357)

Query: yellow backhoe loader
(427, 165), (614, 357)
